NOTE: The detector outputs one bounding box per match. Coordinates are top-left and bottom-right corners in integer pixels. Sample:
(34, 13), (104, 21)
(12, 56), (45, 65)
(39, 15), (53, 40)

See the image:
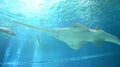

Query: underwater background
(0, 0), (120, 67)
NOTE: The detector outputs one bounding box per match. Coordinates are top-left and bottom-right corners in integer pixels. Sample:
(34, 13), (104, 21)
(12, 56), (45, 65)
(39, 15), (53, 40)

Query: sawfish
(0, 27), (16, 36)
(13, 20), (120, 50)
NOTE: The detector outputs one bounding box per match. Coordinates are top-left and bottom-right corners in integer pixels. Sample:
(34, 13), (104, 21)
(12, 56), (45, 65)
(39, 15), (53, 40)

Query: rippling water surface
(0, 0), (120, 67)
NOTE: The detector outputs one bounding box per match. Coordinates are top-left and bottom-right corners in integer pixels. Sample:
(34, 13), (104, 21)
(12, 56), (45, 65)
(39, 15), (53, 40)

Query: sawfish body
(13, 20), (120, 50)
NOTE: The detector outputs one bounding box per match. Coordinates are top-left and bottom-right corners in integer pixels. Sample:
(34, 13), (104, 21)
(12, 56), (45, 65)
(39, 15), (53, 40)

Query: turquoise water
(0, 0), (120, 67)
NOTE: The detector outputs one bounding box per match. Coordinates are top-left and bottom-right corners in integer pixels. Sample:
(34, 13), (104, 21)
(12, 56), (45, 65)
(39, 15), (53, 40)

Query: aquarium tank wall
(0, 0), (120, 67)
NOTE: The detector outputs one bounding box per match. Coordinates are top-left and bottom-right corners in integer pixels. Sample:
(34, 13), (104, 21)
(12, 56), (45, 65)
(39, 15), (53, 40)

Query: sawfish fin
(70, 23), (89, 31)
(66, 41), (88, 50)
(93, 39), (104, 46)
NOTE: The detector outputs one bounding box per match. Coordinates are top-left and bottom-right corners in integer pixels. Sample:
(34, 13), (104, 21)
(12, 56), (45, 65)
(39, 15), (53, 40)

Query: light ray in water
(3, 34), (28, 67)
(3, 40), (25, 67)
(3, 44), (12, 63)
(32, 32), (41, 67)
(34, 52), (114, 63)
(3, 39), (17, 67)
(1, 52), (119, 65)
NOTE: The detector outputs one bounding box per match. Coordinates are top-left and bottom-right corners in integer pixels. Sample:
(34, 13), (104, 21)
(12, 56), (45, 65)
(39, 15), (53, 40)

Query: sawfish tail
(104, 33), (120, 45)
(12, 20), (51, 32)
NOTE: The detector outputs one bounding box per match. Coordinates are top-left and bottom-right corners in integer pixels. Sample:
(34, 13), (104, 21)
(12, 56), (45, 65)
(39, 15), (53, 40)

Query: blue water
(0, 0), (120, 67)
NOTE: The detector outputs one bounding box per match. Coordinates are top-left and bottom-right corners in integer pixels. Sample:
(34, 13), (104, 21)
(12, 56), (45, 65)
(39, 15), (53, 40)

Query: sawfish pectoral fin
(66, 41), (88, 50)
(93, 39), (104, 46)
